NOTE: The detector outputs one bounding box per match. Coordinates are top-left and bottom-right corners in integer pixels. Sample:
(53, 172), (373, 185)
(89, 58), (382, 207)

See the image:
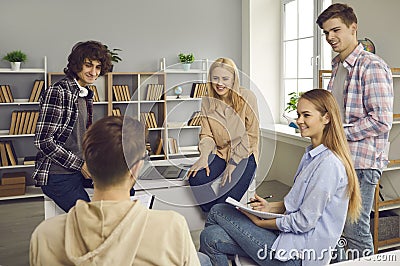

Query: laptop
(139, 164), (191, 180)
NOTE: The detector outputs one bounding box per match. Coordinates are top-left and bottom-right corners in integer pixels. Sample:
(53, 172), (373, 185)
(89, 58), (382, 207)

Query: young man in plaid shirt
(33, 40), (112, 212)
(317, 3), (393, 259)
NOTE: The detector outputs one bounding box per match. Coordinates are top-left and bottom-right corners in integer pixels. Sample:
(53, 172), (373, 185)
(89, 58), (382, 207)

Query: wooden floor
(0, 197), (44, 266)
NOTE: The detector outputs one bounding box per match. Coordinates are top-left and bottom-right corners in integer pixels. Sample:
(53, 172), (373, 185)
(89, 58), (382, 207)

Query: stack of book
(0, 85), (14, 103)
(167, 137), (178, 154)
(112, 108), (122, 116)
(0, 172), (26, 197)
(187, 111), (202, 126)
(9, 110), (40, 135)
(146, 84), (164, 101)
(140, 112), (158, 128)
(112, 85), (131, 101)
(190, 83), (207, 98)
(28, 80), (45, 102)
(0, 141), (17, 166)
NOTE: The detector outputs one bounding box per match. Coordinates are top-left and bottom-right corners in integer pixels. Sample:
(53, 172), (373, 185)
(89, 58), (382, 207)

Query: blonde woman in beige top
(188, 58), (259, 212)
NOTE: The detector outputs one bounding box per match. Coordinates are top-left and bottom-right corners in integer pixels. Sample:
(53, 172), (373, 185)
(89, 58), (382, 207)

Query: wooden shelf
(0, 186), (43, 201)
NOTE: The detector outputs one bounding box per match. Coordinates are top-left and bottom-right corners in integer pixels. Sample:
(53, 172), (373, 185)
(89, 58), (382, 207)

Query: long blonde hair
(300, 89), (361, 223)
(207, 58), (244, 113)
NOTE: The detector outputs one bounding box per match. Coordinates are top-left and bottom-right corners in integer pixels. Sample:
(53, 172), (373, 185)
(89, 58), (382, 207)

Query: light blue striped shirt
(272, 144), (349, 266)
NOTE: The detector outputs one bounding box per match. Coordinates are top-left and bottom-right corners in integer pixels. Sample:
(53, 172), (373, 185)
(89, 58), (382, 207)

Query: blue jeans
(41, 172), (91, 212)
(200, 204), (301, 266)
(42, 172), (136, 213)
(189, 154), (256, 213)
(341, 169), (380, 259)
(197, 252), (212, 266)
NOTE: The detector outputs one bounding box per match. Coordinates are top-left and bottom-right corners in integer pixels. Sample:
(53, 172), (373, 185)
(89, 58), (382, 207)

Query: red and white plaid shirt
(327, 43), (393, 170)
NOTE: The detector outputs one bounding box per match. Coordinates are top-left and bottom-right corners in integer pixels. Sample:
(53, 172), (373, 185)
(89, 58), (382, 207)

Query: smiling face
(76, 59), (102, 87)
(210, 66), (234, 101)
(296, 98), (330, 148)
(322, 17), (358, 61)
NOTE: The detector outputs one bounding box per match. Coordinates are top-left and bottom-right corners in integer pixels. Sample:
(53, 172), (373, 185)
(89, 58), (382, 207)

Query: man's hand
(81, 162), (91, 179)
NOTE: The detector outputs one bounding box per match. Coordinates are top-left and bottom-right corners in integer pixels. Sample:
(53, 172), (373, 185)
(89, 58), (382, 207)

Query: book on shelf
(190, 83), (207, 98)
(112, 85), (130, 101)
(112, 85), (121, 101)
(146, 84), (164, 101)
(8, 110), (39, 135)
(28, 80), (44, 102)
(30, 111), (40, 134)
(0, 142), (8, 166)
(3, 141), (17, 166)
(155, 138), (164, 155)
(122, 85), (131, 101)
(187, 111), (202, 126)
(23, 156), (36, 165)
(112, 108), (122, 116)
(88, 85), (100, 102)
(1, 85), (14, 103)
(167, 137), (178, 154)
(22, 111), (31, 134)
(17, 111), (27, 135)
(140, 112), (158, 128)
(9, 111), (18, 135)
(0, 87), (5, 103)
(28, 80), (45, 102)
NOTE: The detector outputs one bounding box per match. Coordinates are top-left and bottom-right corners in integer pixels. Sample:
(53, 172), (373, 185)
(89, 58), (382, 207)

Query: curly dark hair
(64, 40), (112, 79)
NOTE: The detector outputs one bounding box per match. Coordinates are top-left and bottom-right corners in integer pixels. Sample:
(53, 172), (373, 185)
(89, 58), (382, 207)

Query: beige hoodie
(30, 200), (200, 265)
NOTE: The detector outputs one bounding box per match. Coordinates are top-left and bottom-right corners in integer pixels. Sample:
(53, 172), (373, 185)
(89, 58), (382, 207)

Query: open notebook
(131, 193), (155, 209)
(225, 197), (284, 219)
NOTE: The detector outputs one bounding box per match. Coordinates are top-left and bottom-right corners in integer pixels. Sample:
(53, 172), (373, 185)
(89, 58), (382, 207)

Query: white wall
(242, 0), (281, 124)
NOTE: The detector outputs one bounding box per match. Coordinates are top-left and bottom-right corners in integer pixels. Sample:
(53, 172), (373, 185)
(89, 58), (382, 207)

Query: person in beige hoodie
(30, 116), (203, 265)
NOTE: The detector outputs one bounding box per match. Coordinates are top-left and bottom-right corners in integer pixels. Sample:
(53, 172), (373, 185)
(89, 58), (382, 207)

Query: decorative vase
(182, 63), (191, 71)
(10, 62), (21, 71)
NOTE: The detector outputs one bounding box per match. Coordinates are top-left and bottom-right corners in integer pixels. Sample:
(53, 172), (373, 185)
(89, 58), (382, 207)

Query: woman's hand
(187, 157), (210, 178)
(221, 164), (236, 186)
(239, 209), (278, 229)
(249, 193), (271, 212)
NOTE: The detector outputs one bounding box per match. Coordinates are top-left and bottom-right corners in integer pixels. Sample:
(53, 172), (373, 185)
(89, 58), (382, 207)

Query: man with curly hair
(33, 40), (113, 212)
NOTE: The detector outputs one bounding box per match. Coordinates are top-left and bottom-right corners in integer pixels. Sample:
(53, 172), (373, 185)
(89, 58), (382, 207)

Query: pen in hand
(246, 195), (273, 204)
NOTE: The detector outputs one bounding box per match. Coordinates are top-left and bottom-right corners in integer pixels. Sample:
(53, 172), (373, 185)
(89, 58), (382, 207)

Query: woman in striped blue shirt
(200, 89), (361, 265)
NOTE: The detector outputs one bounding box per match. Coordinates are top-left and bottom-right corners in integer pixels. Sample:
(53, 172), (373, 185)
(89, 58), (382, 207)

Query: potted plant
(104, 45), (122, 71)
(2, 50), (27, 71)
(178, 53), (194, 71)
(284, 91), (303, 132)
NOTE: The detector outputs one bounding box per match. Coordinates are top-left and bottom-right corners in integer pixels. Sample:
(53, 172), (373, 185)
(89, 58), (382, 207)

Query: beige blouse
(198, 87), (259, 165)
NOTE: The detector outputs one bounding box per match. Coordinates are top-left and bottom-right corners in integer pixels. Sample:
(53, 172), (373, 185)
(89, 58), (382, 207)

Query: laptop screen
(139, 164), (191, 180)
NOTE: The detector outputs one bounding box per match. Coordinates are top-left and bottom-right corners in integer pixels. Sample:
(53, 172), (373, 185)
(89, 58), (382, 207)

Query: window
(282, 0), (332, 117)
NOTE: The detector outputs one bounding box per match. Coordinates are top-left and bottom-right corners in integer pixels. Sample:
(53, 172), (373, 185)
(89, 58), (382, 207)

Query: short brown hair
(64, 40), (112, 79)
(316, 3), (357, 29)
(82, 116), (145, 189)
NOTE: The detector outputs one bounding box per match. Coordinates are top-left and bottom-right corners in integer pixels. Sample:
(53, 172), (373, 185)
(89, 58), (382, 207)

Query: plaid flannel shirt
(328, 43), (393, 170)
(32, 76), (93, 186)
